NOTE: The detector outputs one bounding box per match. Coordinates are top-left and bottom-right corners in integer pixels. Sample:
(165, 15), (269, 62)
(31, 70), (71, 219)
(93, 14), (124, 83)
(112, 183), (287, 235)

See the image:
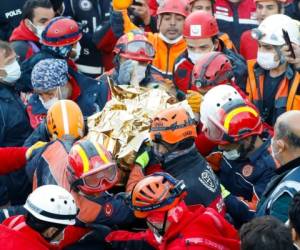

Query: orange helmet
(157, 0), (190, 17)
(113, 31), (155, 62)
(42, 17), (82, 46)
(67, 139), (119, 195)
(131, 172), (187, 218)
(183, 11), (219, 39)
(46, 100), (84, 140)
(150, 107), (197, 144)
(204, 101), (263, 145)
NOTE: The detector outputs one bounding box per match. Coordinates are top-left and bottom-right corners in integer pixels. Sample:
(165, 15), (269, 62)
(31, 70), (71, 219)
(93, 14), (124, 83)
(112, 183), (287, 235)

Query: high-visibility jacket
(246, 60), (300, 125)
(110, 10), (186, 80)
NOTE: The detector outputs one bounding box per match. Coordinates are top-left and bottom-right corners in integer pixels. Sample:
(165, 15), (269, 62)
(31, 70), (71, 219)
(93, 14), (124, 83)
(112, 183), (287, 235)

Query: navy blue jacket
(0, 85), (32, 146)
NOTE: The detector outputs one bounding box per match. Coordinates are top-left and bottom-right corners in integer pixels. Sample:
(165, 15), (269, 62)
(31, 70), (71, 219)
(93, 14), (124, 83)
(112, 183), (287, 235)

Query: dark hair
(276, 121), (300, 148)
(22, 0), (53, 21)
(25, 212), (66, 232)
(240, 216), (294, 250)
(0, 41), (13, 57)
(289, 192), (300, 236)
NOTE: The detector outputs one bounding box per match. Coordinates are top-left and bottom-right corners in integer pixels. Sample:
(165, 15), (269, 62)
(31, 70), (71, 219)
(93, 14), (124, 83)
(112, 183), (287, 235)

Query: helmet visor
(125, 41), (155, 59)
(82, 163), (118, 190)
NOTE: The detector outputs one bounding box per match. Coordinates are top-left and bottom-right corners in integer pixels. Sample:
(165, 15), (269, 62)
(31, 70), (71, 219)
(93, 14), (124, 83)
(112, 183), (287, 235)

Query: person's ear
(276, 139), (286, 152)
(292, 227), (298, 242)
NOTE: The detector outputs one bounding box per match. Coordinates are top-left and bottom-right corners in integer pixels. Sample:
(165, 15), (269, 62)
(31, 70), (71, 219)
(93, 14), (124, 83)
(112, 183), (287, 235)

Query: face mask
(187, 50), (205, 64)
(131, 63), (147, 86)
(257, 51), (280, 70)
(39, 96), (59, 110)
(158, 32), (183, 45)
(71, 43), (81, 61)
(58, 86), (70, 99)
(223, 149), (240, 160)
(29, 20), (45, 39)
(0, 61), (21, 85)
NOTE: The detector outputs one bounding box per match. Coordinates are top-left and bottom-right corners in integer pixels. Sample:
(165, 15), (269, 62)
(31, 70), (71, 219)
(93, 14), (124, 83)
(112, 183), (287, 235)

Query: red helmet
(113, 31), (155, 62)
(183, 11), (219, 39)
(42, 17), (82, 46)
(67, 140), (119, 195)
(131, 172), (187, 218)
(192, 52), (234, 90)
(157, 0), (190, 17)
(204, 101), (263, 145)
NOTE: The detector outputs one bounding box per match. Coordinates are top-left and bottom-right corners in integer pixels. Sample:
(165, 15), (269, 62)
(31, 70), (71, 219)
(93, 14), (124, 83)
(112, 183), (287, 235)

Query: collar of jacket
(0, 84), (18, 101)
(254, 63), (295, 80)
(163, 146), (200, 173)
(28, 94), (47, 114)
(275, 156), (300, 175)
(248, 138), (272, 163)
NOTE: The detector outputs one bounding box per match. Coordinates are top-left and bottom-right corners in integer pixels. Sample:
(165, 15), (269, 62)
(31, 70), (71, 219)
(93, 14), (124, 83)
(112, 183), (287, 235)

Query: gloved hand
(117, 60), (135, 85)
(113, 0), (133, 10)
(221, 184), (231, 199)
(25, 141), (47, 160)
(187, 90), (203, 113)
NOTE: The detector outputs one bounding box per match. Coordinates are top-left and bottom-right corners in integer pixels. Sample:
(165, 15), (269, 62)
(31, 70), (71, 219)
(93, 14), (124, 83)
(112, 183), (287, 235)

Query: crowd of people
(0, 0), (300, 249)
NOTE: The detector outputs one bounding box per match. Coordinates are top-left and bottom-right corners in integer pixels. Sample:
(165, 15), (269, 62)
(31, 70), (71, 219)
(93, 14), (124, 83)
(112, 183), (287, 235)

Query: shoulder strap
(286, 72), (300, 111)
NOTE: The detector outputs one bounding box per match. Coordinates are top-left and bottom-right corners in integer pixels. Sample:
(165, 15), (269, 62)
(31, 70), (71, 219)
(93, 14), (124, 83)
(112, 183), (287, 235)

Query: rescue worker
(213, 0), (258, 50)
(200, 88), (277, 226)
(239, 0), (285, 61)
(0, 40), (32, 146)
(98, 31), (157, 89)
(189, 0), (214, 13)
(9, 0), (55, 62)
(257, 110), (300, 222)
(106, 173), (241, 250)
(28, 57), (109, 129)
(110, 0), (189, 80)
(62, 0), (112, 76)
(246, 14), (300, 126)
(27, 58), (68, 129)
(128, 106), (225, 213)
(1, 185), (79, 250)
(173, 11), (247, 97)
(0, 0), (26, 41)
(16, 16), (82, 92)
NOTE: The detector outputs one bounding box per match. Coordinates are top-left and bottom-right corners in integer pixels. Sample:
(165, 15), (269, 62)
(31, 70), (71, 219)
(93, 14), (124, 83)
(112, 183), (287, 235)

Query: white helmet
(200, 85), (244, 127)
(252, 14), (300, 46)
(24, 185), (77, 225)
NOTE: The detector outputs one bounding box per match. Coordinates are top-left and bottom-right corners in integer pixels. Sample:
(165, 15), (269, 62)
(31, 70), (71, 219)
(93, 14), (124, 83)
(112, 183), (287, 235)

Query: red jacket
(9, 20), (40, 61)
(2, 215), (90, 250)
(0, 147), (27, 175)
(106, 202), (240, 250)
(240, 30), (258, 61)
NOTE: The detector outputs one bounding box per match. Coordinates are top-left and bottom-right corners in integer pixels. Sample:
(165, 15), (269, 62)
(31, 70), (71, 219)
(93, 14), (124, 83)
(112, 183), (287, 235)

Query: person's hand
(130, 0), (151, 25)
(187, 90), (203, 113)
(113, 0), (133, 11)
(26, 141), (47, 160)
(281, 43), (300, 69)
(117, 60), (135, 85)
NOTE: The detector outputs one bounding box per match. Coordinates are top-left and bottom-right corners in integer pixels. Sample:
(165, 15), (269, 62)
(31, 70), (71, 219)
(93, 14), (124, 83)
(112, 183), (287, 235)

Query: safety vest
(246, 60), (300, 123)
(35, 140), (102, 224)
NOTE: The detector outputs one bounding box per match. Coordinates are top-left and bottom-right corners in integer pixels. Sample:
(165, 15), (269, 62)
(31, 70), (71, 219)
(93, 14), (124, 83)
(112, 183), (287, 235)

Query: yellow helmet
(46, 100), (84, 140)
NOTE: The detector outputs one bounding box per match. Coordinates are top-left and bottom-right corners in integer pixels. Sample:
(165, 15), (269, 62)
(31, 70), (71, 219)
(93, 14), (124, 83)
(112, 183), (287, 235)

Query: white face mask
(29, 20), (45, 39)
(0, 60), (21, 84)
(257, 51), (280, 70)
(71, 42), (81, 61)
(58, 86), (70, 99)
(187, 50), (205, 64)
(39, 96), (58, 110)
(158, 32), (183, 45)
(131, 61), (147, 86)
(223, 149), (240, 160)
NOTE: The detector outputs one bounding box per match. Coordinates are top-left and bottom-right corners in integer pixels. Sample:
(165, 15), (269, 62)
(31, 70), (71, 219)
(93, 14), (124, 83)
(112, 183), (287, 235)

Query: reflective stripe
(239, 18), (258, 25)
(61, 100), (69, 135)
(73, 144), (90, 174)
(76, 64), (104, 75)
(215, 6), (229, 11)
(214, 14), (233, 22)
(135, 151), (150, 168)
(94, 142), (109, 164)
(215, 10), (229, 16)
